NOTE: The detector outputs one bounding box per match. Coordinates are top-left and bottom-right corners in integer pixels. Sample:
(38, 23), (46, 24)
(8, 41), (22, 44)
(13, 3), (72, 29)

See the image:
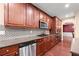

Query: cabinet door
(4, 51), (19, 56)
(0, 45), (19, 56)
(26, 4), (34, 28)
(50, 18), (55, 33)
(7, 4), (26, 26)
(40, 11), (44, 20)
(44, 37), (49, 51)
(47, 16), (52, 29)
(43, 13), (47, 22)
(36, 38), (45, 56)
(36, 43), (45, 56)
(50, 35), (56, 46)
(33, 7), (40, 28)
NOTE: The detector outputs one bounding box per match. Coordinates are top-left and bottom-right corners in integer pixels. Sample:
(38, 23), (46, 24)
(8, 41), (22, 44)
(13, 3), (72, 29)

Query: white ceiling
(33, 3), (79, 19)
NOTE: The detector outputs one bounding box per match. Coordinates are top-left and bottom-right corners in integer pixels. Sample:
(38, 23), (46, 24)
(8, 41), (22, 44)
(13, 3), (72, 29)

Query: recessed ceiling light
(65, 14), (69, 17)
(65, 4), (70, 8)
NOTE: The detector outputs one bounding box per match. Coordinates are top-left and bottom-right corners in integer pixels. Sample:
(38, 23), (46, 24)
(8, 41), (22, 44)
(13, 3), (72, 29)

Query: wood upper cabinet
(4, 3), (52, 29)
(46, 16), (52, 29)
(40, 11), (44, 19)
(5, 3), (40, 28)
(51, 16), (62, 33)
(40, 11), (47, 22)
(26, 4), (40, 28)
(5, 3), (26, 27)
(55, 17), (62, 33)
(32, 6), (40, 28)
(26, 4), (34, 28)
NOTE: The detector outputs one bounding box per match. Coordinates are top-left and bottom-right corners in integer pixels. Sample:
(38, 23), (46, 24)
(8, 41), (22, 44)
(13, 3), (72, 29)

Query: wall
(62, 17), (75, 25)
(74, 12), (79, 38)
(0, 4), (5, 35)
(0, 4), (4, 25)
(62, 17), (75, 37)
(0, 28), (46, 41)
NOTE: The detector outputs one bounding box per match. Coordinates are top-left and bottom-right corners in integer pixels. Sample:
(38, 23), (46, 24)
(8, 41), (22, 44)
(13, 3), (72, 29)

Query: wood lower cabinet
(36, 42), (45, 56)
(36, 38), (46, 56)
(36, 35), (61, 56)
(0, 45), (19, 56)
(4, 51), (19, 56)
(45, 37), (51, 52)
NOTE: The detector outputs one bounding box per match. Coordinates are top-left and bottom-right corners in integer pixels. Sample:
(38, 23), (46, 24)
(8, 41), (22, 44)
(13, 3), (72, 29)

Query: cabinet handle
(16, 52), (18, 54)
(40, 40), (42, 41)
(6, 50), (9, 52)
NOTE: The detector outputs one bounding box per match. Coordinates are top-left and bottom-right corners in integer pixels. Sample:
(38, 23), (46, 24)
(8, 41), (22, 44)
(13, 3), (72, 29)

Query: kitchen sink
(37, 34), (48, 37)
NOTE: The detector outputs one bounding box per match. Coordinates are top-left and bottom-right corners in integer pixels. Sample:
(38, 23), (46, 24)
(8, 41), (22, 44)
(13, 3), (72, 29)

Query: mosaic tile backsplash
(0, 25), (46, 41)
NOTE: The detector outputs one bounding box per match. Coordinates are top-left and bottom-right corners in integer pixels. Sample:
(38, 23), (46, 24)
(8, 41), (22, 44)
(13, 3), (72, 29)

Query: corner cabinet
(4, 3), (40, 28)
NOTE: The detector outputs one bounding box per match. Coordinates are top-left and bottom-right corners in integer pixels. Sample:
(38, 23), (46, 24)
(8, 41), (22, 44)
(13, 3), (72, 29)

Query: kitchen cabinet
(54, 16), (62, 33)
(25, 4), (40, 28)
(46, 16), (52, 29)
(4, 3), (40, 28)
(40, 11), (47, 22)
(50, 16), (62, 33)
(0, 45), (19, 56)
(45, 37), (51, 52)
(4, 51), (19, 56)
(40, 11), (52, 29)
(26, 4), (34, 28)
(36, 35), (61, 56)
(32, 5), (40, 28)
(4, 3), (53, 29)
(36, 38), (46, 56)
(4, 3), (26, 27)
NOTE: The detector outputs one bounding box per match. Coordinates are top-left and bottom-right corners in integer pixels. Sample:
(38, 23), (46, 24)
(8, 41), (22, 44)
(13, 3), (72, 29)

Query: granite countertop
(0, 34), (55, 48)
(71, 38), (79, 54)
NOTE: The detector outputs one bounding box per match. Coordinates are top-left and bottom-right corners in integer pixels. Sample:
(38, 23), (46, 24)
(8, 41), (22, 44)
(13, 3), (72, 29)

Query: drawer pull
(16, 52), (18, 54)
(6, 50), (9, 52)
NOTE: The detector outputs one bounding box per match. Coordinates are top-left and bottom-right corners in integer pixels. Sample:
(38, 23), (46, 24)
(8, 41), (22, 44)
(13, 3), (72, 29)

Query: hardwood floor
(44, 36), (73, 56)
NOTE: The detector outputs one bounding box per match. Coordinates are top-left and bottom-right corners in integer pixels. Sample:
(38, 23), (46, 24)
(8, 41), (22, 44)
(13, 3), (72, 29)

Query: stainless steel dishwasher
(19, 41), (36, 56)
(29, 43), (36, 56)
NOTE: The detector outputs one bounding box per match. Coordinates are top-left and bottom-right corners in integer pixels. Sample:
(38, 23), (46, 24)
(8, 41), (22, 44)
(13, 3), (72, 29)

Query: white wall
(0, 4), (4, 25)
(62, 17), (75, 38)
(74, 12), (79, 38)
(62, 17), (75, 25)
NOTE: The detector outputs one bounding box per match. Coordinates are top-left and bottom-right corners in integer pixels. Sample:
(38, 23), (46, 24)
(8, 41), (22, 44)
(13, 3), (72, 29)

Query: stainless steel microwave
(39, 20), (48, 29)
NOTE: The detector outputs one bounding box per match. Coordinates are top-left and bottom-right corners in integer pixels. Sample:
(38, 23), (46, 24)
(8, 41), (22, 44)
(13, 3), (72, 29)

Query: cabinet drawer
(4, 51), (19, 56)
(36, 38), (44, 43)
(0, 45), (19, 56)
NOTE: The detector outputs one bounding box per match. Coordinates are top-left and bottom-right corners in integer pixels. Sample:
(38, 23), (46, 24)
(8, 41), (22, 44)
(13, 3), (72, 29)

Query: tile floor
(44, 36), (73, 56)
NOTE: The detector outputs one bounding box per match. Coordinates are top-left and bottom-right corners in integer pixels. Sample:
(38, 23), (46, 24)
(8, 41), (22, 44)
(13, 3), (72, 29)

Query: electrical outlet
(30, 30), (33, 34)
(0, 31), (5, 35)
